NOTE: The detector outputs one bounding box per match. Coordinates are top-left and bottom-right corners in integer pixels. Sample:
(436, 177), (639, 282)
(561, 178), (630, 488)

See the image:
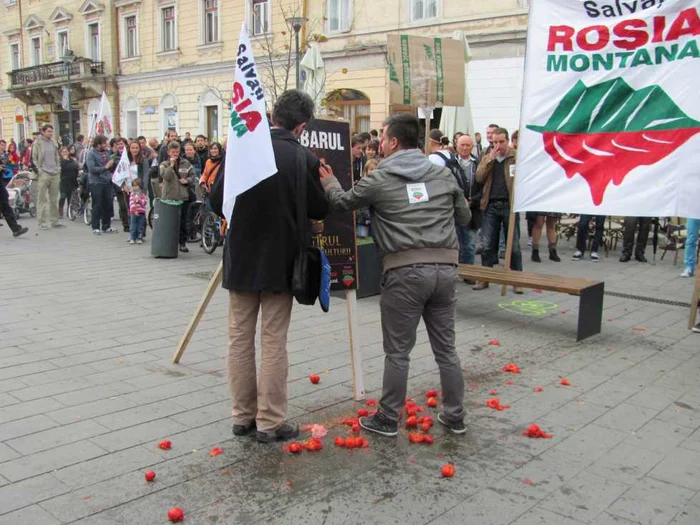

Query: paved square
(0, 217), (699, 524)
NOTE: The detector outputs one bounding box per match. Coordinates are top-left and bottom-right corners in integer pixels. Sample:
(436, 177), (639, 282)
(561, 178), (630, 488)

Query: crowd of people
(0, 88), (698, 448)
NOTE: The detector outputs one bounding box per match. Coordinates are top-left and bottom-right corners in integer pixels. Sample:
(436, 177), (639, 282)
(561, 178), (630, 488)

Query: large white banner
(222, 23), (277, 223)
(515, 1), (700, 217)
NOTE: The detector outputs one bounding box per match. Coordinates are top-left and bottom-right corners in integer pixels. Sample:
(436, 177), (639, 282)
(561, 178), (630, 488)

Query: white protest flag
(223, 23), (277, 223)
(95, 92), (114, 140)
(514, 1), (700, 217)
(111, 147), (133, 187)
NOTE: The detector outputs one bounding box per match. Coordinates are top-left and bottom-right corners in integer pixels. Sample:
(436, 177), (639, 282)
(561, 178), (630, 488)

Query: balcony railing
(7, 59), (105, 90)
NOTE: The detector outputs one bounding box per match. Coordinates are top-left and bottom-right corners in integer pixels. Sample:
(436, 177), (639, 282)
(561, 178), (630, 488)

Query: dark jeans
(622, 217), (651, 257)
(481, 201), (522, 271)
(129, 214), (146, 241)
(115, 190), (129, 231)
(179, 200), (190, 246)
(0, 179), (20, 233)
(90, 183), (113, 231)
(456, 225), (477, 265)
(576, 215), (606, 254)
(379, 264), (465, 423)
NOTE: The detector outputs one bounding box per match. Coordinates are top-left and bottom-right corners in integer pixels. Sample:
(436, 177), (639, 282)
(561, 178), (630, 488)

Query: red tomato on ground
(309, 374), (321, 384)
(145, 471), (156, 482)
(427, 397), (438, 408)
(167, 507), (184, 522)
(441, 464), (455, 478)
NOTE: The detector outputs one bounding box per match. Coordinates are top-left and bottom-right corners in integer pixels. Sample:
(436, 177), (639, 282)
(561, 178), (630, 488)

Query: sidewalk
(0, 217), (698, 525)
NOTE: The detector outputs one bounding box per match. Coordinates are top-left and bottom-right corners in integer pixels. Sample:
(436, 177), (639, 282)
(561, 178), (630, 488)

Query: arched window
(199, 89), (221, 141)
(324, 89), (370, 135)
(124, 96), (139, 139)
(160, 93), (178, 137)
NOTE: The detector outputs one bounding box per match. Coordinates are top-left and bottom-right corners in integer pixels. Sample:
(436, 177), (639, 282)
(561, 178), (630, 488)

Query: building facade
(0, 0), (118, 143)
(0, 0), (529, 144)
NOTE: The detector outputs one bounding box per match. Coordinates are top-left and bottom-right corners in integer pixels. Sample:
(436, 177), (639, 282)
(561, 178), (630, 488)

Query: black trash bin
(151, 199), (181, 258)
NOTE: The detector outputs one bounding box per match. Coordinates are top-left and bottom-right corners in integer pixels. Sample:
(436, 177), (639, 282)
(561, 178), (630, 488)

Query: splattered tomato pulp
(528, 77), (700, 205)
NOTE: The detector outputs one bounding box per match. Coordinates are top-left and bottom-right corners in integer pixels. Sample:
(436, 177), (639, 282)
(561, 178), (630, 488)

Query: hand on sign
(319, 163), (334, 181)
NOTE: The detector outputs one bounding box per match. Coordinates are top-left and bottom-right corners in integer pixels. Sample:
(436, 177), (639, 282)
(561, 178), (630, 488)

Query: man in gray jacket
(32, 124), (63, 230)
(320, 113), (471, 437)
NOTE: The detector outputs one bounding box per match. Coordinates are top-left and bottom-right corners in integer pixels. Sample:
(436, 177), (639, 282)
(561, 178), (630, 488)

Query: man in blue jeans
(472, 127), (523, 293)
(573, 215), (606, 262)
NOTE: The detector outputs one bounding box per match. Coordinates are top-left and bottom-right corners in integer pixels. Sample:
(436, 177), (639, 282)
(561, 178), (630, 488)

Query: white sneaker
(590, 252), (600, 262)
(572, 251), (583, 261)
(129, 240), (135, 245)
(693, 322), (700, 333)
(681, 268), (694, 278)
(136, 239), (143, 245)
(527, 237), (533, 246)
(92, 229), (101, 235)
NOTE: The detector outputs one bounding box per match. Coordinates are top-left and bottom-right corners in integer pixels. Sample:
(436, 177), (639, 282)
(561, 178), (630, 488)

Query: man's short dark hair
(168, 141), (181, 150)
(351, 135), (365, 147)
(382, 114), (420, 150)
(271, 89), (315, 131)
(76, 134), (84, 142)
(487, 123), (499, 130)
(115, 137), (127, 145)
(493, 127), (509, 140)
(137, 135), (146, 141)
(41, 124), (54, 132)
(92, 134), (108, 148)
(357, 132), (371, 142)
(195, 134), (207, 141)
(370, 129), (379, 138)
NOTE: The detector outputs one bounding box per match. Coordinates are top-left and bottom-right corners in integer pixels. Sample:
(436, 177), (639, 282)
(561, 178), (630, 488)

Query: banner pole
(688, 262), (700, 330)
(346, 289), (365, 400)
(173, 261), (223, 364)
(501, 167), (517, 296)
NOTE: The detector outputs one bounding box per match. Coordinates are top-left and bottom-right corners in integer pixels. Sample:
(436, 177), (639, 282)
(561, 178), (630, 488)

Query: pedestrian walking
(320, 113), (471, 437)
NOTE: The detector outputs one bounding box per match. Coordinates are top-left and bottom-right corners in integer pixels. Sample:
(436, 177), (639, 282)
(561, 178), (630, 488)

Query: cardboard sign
(300, 119), (358, 291)
(387, 34), (465, 108)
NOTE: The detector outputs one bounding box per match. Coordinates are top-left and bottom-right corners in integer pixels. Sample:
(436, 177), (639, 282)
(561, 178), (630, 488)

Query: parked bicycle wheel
(67, 188), (81, 221)
(201, 212), (220, 255)
(83, 195), (92, 225)
(187, 201), (203, 243)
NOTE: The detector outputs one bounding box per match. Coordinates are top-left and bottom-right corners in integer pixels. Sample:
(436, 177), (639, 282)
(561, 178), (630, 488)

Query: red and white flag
(515, 1), (700, 217)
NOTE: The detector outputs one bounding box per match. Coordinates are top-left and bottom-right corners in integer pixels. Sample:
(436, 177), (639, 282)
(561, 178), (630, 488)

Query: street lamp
(61, 49), (76, 145)
(286, 17), (307, 90)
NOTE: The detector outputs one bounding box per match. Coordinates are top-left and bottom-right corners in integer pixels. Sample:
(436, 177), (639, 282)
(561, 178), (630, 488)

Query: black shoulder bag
(291, 146), (322, 306)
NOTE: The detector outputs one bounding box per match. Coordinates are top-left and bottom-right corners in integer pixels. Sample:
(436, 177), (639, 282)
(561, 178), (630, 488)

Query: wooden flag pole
(688, 262), (700, 330)
(173, 261), (223, 364)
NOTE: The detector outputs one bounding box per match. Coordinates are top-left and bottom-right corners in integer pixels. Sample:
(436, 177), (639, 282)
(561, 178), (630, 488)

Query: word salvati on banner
(222, 22), (277, 224)
(515, 0), (700, 217)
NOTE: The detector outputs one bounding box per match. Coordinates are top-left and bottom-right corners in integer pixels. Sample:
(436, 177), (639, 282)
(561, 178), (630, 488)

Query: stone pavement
(0, 216), (699, 525)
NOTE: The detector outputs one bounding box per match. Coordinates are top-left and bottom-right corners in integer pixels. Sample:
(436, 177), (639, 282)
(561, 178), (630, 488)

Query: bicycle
(201, 211), (227, 255)
(186, 200), (204, 244)
(67, 187), (82, 221)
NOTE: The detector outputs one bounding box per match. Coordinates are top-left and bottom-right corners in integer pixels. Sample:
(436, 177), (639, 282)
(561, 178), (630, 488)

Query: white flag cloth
(514, 1), (700, 218)
(222, 23), (277, 223)
(111, 148), (134, 188)
(95, 92), (114, 141)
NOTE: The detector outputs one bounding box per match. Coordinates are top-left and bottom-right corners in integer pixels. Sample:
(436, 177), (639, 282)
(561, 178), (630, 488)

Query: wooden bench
(457, 264), (604, 342)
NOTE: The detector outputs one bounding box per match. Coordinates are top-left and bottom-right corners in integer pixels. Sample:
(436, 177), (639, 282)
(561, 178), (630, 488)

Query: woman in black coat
(58, 147), (79, 218)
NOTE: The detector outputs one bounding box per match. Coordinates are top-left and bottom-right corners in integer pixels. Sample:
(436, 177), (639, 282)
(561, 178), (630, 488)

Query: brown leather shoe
(472, 282), (489, 291)
(513, 287), (524, 295)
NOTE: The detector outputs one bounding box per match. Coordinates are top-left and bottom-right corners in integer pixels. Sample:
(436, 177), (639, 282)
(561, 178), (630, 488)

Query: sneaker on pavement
(437, 412), (466, 435)
(232, 421), (256, 437)
(572, 251), (583, 261)
(472, 281), (489, 291)
(590, 252), (600, 262)
(93, 229), (101, 235)
(12, 227), (28, 237)
(179, 245), (189, 253)
(513, 287), (525, 295)
(693, 323), (700, 334)
(681, 268), (694, 278)
(52, 222), (67, 228)
(38, 224), (50, 230)
(103, 228), (118, 234)
(359, 411), (398, 437)
(255, 422), (299, 443)
(136, 239), (143, 245)
(129, 240), (135, 245)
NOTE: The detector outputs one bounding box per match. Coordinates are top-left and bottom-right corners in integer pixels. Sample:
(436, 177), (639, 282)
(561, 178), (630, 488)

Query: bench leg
(577, 283), (604, 341)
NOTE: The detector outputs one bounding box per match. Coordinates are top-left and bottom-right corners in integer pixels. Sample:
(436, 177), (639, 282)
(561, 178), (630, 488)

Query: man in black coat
(211, 89), (328, 444)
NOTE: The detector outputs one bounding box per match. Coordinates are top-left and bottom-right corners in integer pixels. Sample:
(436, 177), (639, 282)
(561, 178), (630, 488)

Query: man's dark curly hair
(271, 89), (315, 131)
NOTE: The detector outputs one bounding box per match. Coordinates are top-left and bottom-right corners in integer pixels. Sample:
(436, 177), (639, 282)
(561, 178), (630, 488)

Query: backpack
(433, 151), (469, 195)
